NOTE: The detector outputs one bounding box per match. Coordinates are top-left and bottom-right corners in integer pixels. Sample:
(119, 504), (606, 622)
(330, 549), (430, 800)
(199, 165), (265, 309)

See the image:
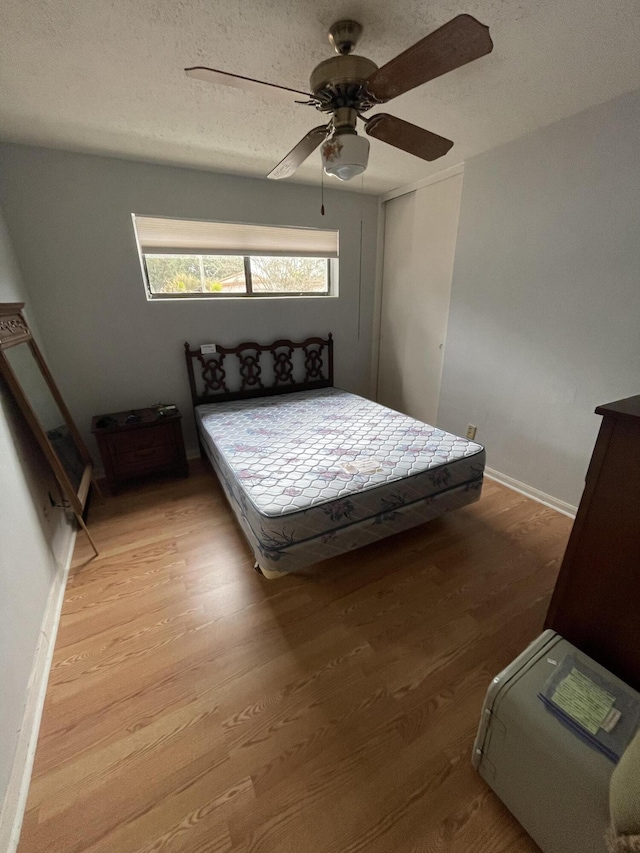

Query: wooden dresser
(92, 407), (188, 493)
(545, 395), (640, 691)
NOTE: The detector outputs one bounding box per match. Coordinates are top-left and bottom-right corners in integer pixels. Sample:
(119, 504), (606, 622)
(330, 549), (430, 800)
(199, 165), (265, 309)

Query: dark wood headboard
(184, 334), (333, 406)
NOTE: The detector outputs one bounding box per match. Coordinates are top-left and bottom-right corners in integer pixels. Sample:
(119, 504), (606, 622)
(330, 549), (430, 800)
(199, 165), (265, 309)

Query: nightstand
(92, 406), (188, 493)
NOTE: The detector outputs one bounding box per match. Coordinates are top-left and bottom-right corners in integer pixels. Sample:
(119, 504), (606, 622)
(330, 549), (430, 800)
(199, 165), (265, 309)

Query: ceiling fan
(186, 15), (493, 182)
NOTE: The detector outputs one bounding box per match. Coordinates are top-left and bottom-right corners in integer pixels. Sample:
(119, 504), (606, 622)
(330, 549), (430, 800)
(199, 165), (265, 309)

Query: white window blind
(133, 215), (339, 258)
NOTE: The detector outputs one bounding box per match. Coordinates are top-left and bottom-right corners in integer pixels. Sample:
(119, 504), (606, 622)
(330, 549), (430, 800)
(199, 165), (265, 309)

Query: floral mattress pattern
(196, 389), (485, 563)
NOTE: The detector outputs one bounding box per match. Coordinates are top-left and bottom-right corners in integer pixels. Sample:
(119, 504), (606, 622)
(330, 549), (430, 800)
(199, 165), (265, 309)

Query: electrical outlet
(466, 424), (477, 440)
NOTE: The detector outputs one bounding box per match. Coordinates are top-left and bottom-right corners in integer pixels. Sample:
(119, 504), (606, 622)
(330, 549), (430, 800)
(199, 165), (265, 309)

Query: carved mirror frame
(0, 303), (98, 555)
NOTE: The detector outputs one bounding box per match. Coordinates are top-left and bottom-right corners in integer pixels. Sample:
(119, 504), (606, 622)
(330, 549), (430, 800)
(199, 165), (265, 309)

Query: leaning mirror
(0, 303), (98, 555)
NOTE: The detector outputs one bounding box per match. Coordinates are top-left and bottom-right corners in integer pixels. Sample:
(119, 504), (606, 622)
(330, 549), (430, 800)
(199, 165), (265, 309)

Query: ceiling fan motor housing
(310, 54), (379, 113)
(328, 20), (363, 55)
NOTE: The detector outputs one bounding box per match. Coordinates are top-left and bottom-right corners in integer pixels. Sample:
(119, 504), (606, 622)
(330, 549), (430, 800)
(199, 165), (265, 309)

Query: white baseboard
(0, 525), (77, 853)
(485, 467), (577, 519)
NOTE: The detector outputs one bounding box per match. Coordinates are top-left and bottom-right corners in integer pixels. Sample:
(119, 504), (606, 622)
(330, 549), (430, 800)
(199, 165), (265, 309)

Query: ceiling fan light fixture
(321, 133), (370, 181)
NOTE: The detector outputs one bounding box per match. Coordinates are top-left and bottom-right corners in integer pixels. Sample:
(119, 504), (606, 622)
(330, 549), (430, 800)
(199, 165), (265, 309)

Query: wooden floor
(18, 461), (572, 853)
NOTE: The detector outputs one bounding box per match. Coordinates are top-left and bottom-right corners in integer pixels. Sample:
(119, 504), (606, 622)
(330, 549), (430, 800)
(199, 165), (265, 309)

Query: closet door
(377, 172), (463, 425)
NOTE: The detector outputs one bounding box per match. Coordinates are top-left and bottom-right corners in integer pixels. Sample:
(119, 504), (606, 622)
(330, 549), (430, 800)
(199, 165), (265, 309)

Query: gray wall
(438, 87), (640, 507)
(0, 144), (379, 457)
(0, 208), (74, 820)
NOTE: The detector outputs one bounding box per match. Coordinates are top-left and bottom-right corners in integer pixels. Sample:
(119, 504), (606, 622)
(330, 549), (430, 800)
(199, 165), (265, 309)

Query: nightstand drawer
(117, 443), (177, 473)
(109, 424), (175, 455)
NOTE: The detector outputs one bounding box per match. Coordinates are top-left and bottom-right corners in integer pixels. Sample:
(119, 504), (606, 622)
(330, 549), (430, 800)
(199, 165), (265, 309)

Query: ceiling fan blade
(365, 114), (453, 162)
(366, 14), (493, 102)
(268, 125), (330, 180)
(185, 66), (311, 99)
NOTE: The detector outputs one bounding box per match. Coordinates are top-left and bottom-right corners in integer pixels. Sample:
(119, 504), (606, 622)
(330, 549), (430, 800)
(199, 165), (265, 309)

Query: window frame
(133, 215), (339, 301)
(141, 254), (334, 299)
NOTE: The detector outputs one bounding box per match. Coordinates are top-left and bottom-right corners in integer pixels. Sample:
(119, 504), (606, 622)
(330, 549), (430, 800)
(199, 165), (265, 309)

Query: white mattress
(196, 388), (485, 562)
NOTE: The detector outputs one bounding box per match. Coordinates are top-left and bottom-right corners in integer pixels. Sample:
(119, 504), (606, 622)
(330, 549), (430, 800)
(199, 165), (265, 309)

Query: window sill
(146, 293), (339, 302)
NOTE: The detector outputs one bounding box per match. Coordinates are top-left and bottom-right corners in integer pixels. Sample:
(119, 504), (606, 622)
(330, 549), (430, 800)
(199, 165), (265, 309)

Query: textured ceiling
(1, 0), (639, 194)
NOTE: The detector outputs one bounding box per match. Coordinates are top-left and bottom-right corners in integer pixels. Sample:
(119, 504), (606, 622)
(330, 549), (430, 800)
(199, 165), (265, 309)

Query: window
(132, 216), (338, 299)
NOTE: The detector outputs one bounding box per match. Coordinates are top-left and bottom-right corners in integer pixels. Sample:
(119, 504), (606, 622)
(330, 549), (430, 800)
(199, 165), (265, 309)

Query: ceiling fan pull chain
(321, 161), (325, 216)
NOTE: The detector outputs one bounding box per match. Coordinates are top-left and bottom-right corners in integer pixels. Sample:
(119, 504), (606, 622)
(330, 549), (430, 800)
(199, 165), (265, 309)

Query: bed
(184, 334), (485, 579)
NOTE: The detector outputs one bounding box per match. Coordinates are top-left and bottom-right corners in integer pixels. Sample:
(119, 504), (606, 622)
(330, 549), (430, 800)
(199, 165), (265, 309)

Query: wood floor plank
(30, 697), (221, 821)
(17, 460), (571, 853)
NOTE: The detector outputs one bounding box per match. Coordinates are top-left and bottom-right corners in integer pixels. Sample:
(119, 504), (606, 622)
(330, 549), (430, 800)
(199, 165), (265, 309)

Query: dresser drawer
(116, 443), (177, 474)
(109, 423), (175, 456)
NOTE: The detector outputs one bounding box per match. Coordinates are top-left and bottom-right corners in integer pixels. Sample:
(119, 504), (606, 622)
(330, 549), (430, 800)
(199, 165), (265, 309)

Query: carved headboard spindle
(271, 344), (295, 386)
(196, 351), (228, 395)
(238, 348), (264, 391)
